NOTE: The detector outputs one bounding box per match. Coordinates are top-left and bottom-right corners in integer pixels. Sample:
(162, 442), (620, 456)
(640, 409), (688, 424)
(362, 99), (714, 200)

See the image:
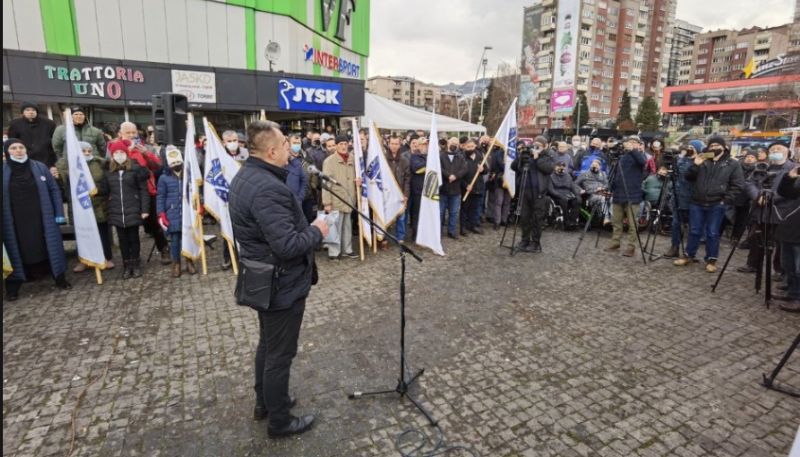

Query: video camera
(605, 138), (624, 160)
(752, 162), (779, 189)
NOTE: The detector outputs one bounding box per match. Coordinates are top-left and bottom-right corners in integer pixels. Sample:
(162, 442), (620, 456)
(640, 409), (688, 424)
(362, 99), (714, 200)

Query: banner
(496, 99), (519, 197)
(415, 114), (444, 256)
(181, 113), (203, 260)
(365, 122), (405, 229)
(520, 5), (544, 128)
(551, 0), (580, 113)
(351, 119), (372, 245)
(65, 108), (106, 269)
(203, 118), (240, 245)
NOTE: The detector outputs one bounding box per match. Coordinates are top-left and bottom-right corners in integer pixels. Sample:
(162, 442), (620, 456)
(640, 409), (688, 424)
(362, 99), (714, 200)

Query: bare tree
(482, 62), (520, 135)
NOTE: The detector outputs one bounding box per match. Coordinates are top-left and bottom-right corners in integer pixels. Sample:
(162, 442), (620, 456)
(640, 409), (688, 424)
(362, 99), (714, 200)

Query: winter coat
(409, 153), (427, 195)
(774, 172), (800, 244)
(685, 153), (744, 207)
(156, 170), (182, 234)
(3, 160), (67, 281)
(548, 171), (582, 200)
(286, 156), (308, 204)
(385, 151), (411, 197)
(127, 144), (162, 197)
(7, 116), (57, 167)
(575, 170), (608, 194)
(487, 147), (506, 191)
(440, 150), (468, 196)
(462, 150), (488, 195)
(55, 156), (110, 223)
(573, 148), (608, 177)
(321, 153), (356, 213)
(554, 152), (575, 175)
(610, 150), (647, 204)
(52, 123), (106, 159)
(672, 156), (694, 211)
(510, 149), (556, 199)
(229, 157), (322, 311)
(641, 175), (668, 203)
(744, 161), (797, 225)
(106, 164), (151, 227)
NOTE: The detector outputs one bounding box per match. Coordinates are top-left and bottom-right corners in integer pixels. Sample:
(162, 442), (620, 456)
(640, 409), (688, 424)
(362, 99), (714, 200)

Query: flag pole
(95, 267), (103, 285)
(462, 139), (496, 202)
(260, 109), (267, 121)
(352, 120), (366, 261)
(227, 240), (239, 275)
(197, 195), (208, 275)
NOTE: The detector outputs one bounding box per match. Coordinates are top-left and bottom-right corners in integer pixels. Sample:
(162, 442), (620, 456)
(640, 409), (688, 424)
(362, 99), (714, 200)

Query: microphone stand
(316, 178), (436, 425)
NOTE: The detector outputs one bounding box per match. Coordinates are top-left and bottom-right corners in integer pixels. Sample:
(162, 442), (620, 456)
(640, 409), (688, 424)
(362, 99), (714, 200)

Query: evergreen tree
(616, 89), (633, 125)
(634, 95), (661, 131)
(571, 92), (590, 130)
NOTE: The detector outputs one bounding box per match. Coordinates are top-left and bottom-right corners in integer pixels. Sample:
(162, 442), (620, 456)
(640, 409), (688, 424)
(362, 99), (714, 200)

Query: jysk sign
(277, 78), (342, 113)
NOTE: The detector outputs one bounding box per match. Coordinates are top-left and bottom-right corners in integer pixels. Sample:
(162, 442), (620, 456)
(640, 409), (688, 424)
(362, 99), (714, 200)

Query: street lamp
(469, 46), (492, 124)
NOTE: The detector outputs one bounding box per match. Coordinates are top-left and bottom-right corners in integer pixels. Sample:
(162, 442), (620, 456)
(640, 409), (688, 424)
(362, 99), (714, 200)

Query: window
(696, 68), (705, 75)
(623, 47), (631, 54)
(621, 72), (629, 79)
(581, 37), (592, 45)
(580, 64), (590, 73)
(604, 57), (615, 65)
(594, 55), (603, 62)
(736, 42), (749, 49)
(697, 58), (707, 65)
(625, 22), (633, 29)
(581, 24), (592, 31)
(591, 93), (600, 100)
(592, 80), (601, 87)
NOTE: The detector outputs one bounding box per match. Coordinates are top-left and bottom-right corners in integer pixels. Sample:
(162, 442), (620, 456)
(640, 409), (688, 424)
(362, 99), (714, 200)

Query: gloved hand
(158, 212), (169, 231)
(55, 216), (66, 225)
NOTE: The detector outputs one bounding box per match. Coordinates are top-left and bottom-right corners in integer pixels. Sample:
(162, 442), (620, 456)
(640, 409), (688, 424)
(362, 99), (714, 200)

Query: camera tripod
(500, 162), (531, 256)
(641, 161), (685, 262)
(711, 188), (775, 307)
(761, 332), (800, 398)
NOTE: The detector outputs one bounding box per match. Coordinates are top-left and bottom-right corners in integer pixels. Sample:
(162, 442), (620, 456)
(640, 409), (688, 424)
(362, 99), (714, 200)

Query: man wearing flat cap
(322, 135), (361, 259)
(604, 135), (647, 258)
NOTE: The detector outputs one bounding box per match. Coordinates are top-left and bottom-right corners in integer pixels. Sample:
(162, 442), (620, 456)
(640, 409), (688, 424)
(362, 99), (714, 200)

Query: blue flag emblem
(205, 158), (230, 203)
(75, 173), (92, 209)
(507, 127), (517, 161)
(359, 157), (369, 198)
(366, 157), (383, 192)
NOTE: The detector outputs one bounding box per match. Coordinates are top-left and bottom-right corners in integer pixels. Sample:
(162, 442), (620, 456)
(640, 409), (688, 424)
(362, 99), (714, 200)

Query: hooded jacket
(52, 122), (106, 159)
(685, 151), (744, 207)
(6, 103), (57, 167)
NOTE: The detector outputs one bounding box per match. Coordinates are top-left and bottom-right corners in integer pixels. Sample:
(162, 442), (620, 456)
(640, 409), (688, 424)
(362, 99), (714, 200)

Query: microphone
(307, 164), (341, 186)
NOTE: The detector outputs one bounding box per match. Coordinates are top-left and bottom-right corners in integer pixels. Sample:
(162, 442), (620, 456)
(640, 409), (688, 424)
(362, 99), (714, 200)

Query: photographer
(674, 136), (744, 273)
(510, 136), (555, 252)
(662, 143), (698, 258)
(730, 150), (759, 244)
(604, 136), (647, 257)
(775, 164), (800, 312)
(736, 142), (796, 278)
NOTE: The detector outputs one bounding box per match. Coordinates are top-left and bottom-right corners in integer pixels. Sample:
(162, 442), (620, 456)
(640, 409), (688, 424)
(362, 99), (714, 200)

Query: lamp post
(469, 46), (492, 124)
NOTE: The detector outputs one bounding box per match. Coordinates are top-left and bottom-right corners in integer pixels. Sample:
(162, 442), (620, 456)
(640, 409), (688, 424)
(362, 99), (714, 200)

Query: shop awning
(362, 93), (486, 133)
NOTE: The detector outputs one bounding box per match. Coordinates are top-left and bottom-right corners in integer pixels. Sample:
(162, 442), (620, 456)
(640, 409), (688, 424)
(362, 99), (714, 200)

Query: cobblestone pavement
(3, 224), (799, 457)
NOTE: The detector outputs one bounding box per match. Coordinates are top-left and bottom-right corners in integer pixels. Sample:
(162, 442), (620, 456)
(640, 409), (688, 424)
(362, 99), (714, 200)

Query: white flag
(365, 121), (405, 233)
(497, 98), (519, 197)
(203, 118), (240, 245)
(351, 119), (372, 246)
(415, 113), (444, 256)
(181, 114), (203, 260)
(65, 109), (106, 268)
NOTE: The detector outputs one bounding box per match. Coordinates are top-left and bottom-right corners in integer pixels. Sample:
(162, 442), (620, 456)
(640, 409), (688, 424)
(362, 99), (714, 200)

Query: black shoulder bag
(234, 257), (279, 312)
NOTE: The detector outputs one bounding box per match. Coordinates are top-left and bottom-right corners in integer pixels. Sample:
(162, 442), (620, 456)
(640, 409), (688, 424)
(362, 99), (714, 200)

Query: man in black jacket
(461, 139), (487, 235)
(674, 136), (744, 273)
(229, 120), (329, 438)
(440, 137), (468, 239)
(774, 164), (800, 312)
(510, 136), (555, 252)
(6, 102), (57, 168)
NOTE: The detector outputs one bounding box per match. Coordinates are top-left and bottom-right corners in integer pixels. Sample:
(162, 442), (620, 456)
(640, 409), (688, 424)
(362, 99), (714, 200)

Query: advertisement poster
(551, 88), (576, 113)
(171, 69), (216, 103)
(550, 0), (580, 113)
(519, 6), (543, 129)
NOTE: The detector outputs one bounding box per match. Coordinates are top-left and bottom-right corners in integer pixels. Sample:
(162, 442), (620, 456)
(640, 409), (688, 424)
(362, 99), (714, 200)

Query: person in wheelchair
(576, 159), (609, 211)
(639, 165), (670, 227)
(548, 162), (583, 230)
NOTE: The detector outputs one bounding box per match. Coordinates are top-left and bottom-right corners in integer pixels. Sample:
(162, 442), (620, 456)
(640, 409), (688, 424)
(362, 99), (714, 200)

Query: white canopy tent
(361, 92), (487, 133)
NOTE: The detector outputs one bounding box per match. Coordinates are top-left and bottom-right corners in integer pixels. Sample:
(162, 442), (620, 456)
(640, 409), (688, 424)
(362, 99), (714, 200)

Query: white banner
(172, 69), (216, 104)
(415, 113), (444, 256)
(552, 0), (580, 112)
(365, 122), (405, 230)
(351, 119), (372, 245)
(496, 99), (519, 198)
(203, 118), (240, 244)
(65, 109), (106, 268)
(181, 113), (203, 260)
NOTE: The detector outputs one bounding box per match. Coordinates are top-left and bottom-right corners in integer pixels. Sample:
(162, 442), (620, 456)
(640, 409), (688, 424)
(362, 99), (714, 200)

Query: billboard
(519, 6), (543, 129)
(551, 0), (580, 114)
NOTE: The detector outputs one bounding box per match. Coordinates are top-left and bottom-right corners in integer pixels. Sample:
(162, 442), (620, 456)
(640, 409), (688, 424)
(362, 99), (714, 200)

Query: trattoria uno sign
(43, 64), (145, 99)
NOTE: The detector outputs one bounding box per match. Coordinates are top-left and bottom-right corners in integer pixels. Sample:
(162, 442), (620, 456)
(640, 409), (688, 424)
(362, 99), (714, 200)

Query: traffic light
(151, 92), (187, 146)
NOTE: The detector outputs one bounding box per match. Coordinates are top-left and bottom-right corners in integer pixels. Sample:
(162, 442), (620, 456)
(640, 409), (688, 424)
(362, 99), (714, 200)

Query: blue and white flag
(415, 112), (444, 256)
(65, 108), (106, 269)
(182, 113), (203, 261)
(497, 98), (518, 197)
(351, 119), (372, 246)
(203, 118), (240, 245)
(365, 121), (405, 231)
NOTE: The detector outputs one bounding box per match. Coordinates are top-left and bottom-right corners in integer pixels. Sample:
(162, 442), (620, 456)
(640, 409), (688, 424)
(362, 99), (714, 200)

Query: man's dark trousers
(254, 299), (305, 427)
(520, 195), (548, 243)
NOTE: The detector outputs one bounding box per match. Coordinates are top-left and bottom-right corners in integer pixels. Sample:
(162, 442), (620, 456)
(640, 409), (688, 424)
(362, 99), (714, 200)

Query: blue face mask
(768, 152), (784, 162)
(291, 144), (302, 153)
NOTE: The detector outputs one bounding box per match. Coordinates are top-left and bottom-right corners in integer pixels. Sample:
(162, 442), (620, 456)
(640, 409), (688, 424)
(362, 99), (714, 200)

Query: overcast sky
(368, 0), (795, 85)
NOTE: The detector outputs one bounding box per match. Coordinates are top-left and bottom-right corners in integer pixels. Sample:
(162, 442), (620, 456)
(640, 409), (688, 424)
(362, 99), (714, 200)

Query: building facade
(667, 19), (702, 86)
(3, 0), (370, 132)
(519, 0), (677, 134)
(366, 76), (460, 118)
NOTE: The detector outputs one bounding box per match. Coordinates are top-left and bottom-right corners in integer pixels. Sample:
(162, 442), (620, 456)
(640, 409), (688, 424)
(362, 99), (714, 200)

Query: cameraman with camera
(674, 136), (744, 273)
(510, 136), (555, 253)
(604, 135), (647, 257)
(662, 141), (700, 258)
(775, 163), (800, 312)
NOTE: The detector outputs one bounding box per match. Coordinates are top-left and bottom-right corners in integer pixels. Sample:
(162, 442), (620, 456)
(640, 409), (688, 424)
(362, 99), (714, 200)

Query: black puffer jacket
(775, 171), (800, 244)
(440, 150), (468, 196)
(105, 164), (150, 227)
(686, 152), (744, 207)
(510, 149), (556, 199)
(6, 104), (57, 167)
(229, 157), (323, 311)
(744, 161), (796, 224)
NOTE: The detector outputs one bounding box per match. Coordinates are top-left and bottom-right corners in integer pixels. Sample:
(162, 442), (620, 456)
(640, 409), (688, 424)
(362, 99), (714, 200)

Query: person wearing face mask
(461, 139), (487, 236)
(554, 141), (575, 175)
(286, 134), (309, 205)
(383, 135), (411, 246)
(662, 143), (698, 258)
(156, 147), (196, 278)
(105, 140), (151, 279)
(3, 138), (71, 300)
(736, 142), (796, 277)
(409, 137), (428, 235)
(647, 139), (665, 172)
(52, 107), (105, 160)
(7, 102), (57, 168)
(774, 164), (800, 311)
(222, 130), (249, 163)
(574, 137), (608, 178)
(674, 136), (744, 273)
(548, 161), (583, 230)
(729, 149), (759, 246)
(440, 137), (468, 240)
(604, 136), (647, 258)
(570, 135), (585, 159)
(576, 159), (609, 214)
(510, 136), (556, 252)
(54, 142), (114, 272)
(487, 138), (511, 230)
(322, 135), (360, 259)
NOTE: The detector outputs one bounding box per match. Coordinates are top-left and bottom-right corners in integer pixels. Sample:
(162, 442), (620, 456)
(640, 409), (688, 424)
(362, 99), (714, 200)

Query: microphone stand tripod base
(349, 367), (437, 426)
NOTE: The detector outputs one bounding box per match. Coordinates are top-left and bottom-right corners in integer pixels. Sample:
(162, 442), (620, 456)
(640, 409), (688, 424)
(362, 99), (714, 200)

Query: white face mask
(8, 153), (28, 164)
(113, 153), (127, 164)
(572, 140), (581, 147)
(83, 153), (94, 161)
(226, 141), (239, 152)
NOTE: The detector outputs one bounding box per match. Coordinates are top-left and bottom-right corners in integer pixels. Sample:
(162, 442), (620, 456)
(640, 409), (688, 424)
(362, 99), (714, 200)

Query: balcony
(754, 41), (771, 51)
(539, 34), (553, 44)
(542, 21), (555, 31)
(542, 0), (554, 6)
(582, 15), (594, 25)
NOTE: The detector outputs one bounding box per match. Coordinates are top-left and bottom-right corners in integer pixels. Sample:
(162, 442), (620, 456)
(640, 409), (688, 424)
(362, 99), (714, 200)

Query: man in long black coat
(7, 102), (57, 168)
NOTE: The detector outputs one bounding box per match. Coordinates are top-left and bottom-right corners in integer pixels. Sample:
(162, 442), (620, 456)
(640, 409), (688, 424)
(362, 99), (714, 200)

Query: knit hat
(3, 138), (25, 156)
(71, 106), (86, 115)
(165, 146), (183, 167)
(320, 133), (333, 144)
(767, 141), (789, 151)
(688, 140), (705, 153)
(335, 134), (349, 144)
(108, 139), (130, 154)
(706, 135), (726, 149)
(78, 141), (92, 151)
(625, 135), (643, 144)
(744, 149), (758, 158)
(533, 135), (548, 148)
(20, 101), (38, 113)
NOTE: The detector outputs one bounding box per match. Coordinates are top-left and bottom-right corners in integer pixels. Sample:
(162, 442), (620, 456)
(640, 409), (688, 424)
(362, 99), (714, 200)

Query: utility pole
(478, 57), (488, 125)
(469, 46), (492, 124)
(575, 95), (581, 136)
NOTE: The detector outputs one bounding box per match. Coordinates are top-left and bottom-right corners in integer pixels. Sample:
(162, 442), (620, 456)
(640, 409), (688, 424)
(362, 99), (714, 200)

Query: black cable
(394, 422), (479, 457)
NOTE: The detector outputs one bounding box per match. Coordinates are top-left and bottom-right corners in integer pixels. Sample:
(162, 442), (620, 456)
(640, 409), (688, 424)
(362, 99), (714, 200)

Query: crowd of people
(2, 102), (799, 313)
